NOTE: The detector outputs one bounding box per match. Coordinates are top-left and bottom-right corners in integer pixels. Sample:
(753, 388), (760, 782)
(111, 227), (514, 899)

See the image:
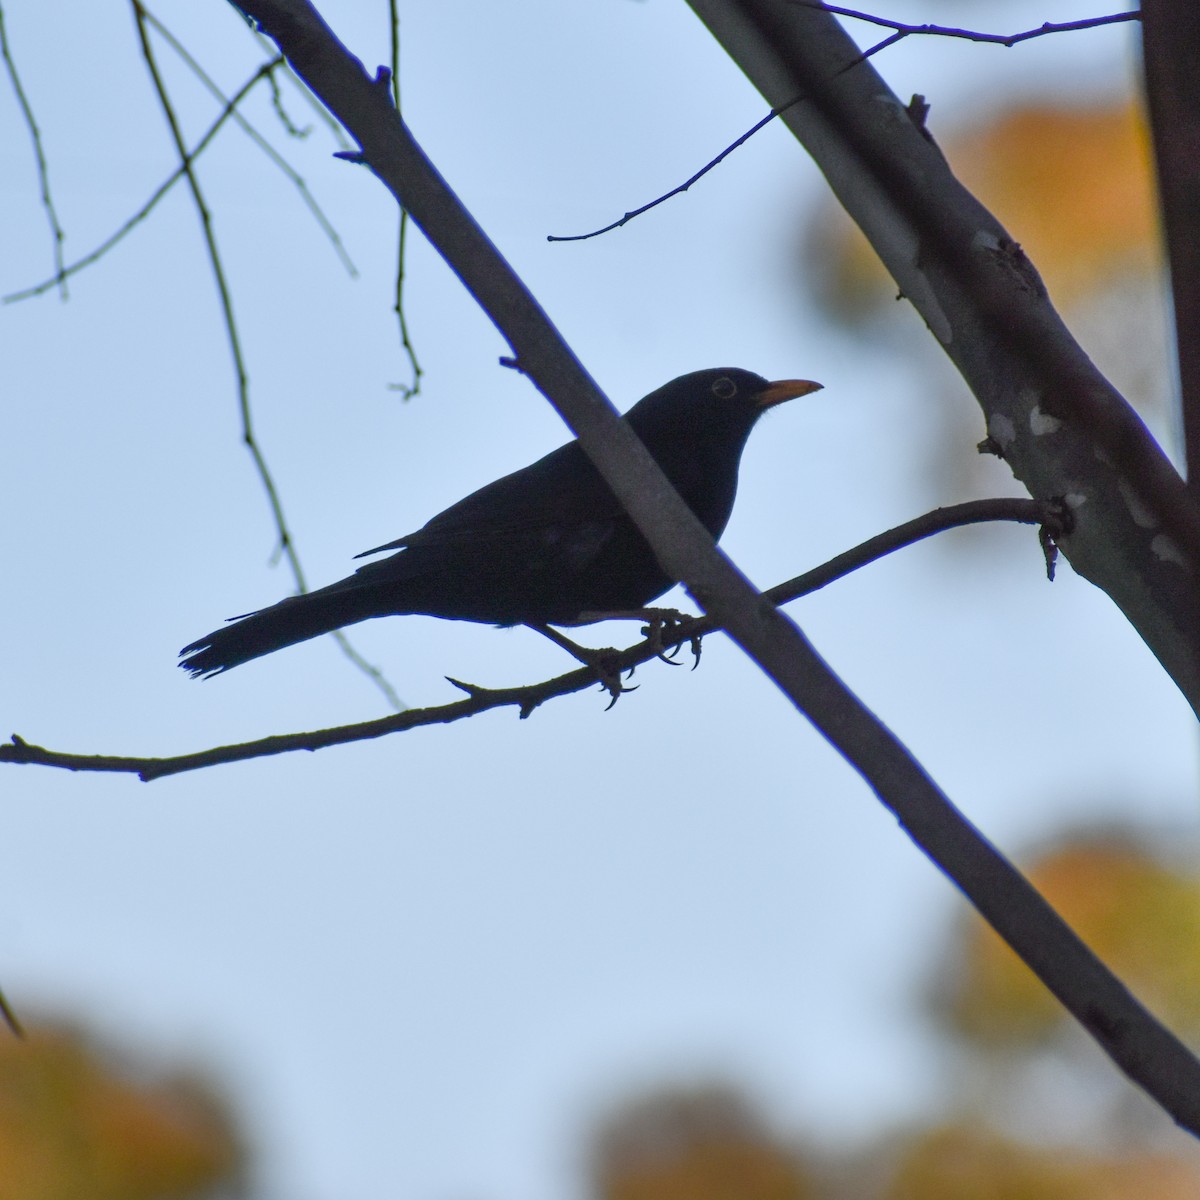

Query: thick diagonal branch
(229, 0), (1200, 1133)
(1141, 0), (1200, 492)
(688, 0), (1200, 714)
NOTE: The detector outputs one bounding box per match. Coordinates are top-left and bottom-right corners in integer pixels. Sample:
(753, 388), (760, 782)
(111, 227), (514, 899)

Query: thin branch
(4, 62), (279, 304)
(262, 60), (309, 137)
(252, 27), (351, 150)
(768, 498), (1058, 595)
(3, 9), (105, 1032)
(547, 6), (1140, 245)
(388, 201), (423, 398)
(546, 101), (797, 243)
(799, 3), (1141, 50)
(130, 1), (402, 711)
(0, 498), (1049, 780)
(139, 5), (357, 277)
(386, 0), (422, 398)
(0, 2), (67, 298)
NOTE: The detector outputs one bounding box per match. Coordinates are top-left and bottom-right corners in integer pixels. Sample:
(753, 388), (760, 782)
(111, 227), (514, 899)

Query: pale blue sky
(2, 3), (1194, 1198)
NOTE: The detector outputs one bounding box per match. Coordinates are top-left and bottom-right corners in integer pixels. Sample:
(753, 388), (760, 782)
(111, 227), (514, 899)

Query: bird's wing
(356, 439), (621, 558)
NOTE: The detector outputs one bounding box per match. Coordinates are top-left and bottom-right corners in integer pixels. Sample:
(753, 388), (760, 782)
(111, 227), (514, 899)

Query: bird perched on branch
(180, 368), (821, 678)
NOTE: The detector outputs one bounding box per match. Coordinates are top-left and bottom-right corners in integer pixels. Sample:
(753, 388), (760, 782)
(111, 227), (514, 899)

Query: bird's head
(626, 368), (823, 444)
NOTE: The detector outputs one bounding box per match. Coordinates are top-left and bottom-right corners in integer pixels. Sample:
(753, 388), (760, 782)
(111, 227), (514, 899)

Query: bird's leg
(575, 607), (701, 668)
(529, 624), (633, 708)
(641, 608), (699, 667)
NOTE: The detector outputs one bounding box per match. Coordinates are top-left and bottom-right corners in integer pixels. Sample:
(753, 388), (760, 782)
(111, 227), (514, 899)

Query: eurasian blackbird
(179, 368), (821, 678)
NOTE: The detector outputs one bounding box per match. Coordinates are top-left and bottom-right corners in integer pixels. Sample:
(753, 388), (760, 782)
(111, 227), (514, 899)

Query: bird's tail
(179, 579), (382, 678)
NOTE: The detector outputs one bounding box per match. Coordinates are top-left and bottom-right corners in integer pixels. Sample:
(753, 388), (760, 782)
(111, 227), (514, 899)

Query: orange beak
(754, 378), (823, 409)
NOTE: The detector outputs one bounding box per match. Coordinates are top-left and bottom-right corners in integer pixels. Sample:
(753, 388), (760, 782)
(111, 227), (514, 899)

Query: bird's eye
(711, 376), (738, 399)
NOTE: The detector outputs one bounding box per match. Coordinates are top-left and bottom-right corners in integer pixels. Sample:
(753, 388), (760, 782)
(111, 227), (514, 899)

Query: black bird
(179, 368), (821, 678)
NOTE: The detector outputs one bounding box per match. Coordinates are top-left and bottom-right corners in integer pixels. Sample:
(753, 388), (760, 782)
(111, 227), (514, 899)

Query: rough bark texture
(688, 0), (1200, 716)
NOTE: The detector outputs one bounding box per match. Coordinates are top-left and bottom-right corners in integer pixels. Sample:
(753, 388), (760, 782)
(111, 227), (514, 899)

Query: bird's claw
(529, 624), (638, 708)
(587, 649), (637, 709)
(601, 677), (637, 710)
(638, 609), (702, 669)
(638, 608), (683, 661)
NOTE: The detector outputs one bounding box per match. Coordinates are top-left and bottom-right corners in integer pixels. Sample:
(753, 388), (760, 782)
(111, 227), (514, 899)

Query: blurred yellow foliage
(944, 839), (1200, 1044)
(948, 105), (1155, 303)
(888, 1123), (1200, 1200)
(591, 1084), (813, 1200)
(0, 1023), (241, 1200)
(813, 101), (1157, 318)
(601, 1137), (811, 1200)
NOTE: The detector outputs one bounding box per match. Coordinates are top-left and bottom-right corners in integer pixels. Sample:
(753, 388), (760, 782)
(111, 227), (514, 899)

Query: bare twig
(140, 5), (356, 277)
(0, 498), (1049, 781)
(798, 3), (1141, 50)
(547, 5), (1139, 244)
(130, 1), (402, 710)
(546, 101), (798, 243)
(263, 50), (311, 137)
(5, 62), (279, 304)
(386, 0), (422, 398)
(251, 27), (351, 150)
(0, 2), (67, 298)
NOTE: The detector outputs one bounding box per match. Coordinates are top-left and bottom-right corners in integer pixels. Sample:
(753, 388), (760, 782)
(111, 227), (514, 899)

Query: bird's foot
(573, 606), (699, 667)
(530, 624), (636, 709)
(635, 608), (702, 670)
